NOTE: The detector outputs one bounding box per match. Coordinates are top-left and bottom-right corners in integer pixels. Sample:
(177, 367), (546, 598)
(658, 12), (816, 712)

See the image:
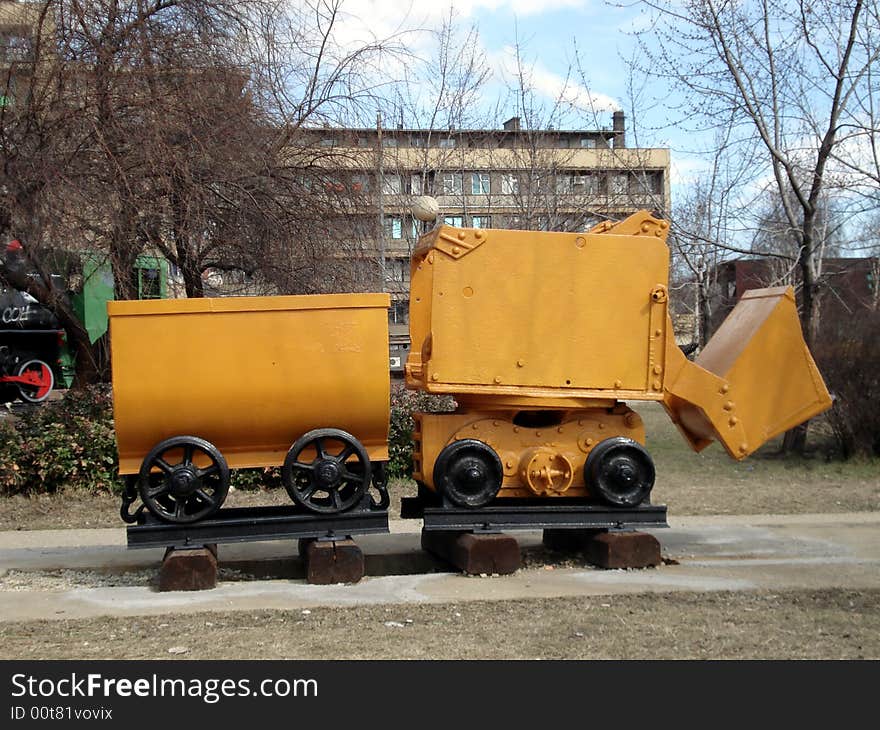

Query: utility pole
(376, 112), (385, 292)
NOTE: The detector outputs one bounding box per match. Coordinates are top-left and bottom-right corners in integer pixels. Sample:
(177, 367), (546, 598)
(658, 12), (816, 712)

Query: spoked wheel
(282, 428), (371, 514)
(433, 439), (503, 509)
(138, 436), (230, 523)
(584, 436), (655, 507)
(17, 359), (54, 403)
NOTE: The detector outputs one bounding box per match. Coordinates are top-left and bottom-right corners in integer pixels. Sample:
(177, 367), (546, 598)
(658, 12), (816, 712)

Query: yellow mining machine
(405, 211), (832, 509)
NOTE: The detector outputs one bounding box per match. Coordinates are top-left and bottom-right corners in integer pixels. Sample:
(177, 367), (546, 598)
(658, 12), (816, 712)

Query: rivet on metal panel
(472, 423), (479, 430)
(557, 427), (564, 434)
(729, 417), (739, 427)
(463, 286), (474, 297)
(475, 231), (484, 239)
(452, 246), (461, 255)
(614, 379), (622, 388)
(641, 223), (651, 233)
(624, 413), (639, 428)
(651, 286), (668, 303)
(575, 237), (586, 248)
(494, 375), (502, 384)
(653, 365), (663, 375)
(431, 373), (439, 381)
(652, 379), (662, 390)
(427, 253), (434, 264)
(598, 423), (606, 430)
(720, 384), (730, 394)
(493, 420), (499, 427)
(586, 438), (594, 446)
(739, 443), (749, 454)
(457, 231), (466, 240)
(536, 431), (542, 437)
(513, 426), (520, 433)
(723, 401), (735, 411)
(654, 329), (662, 337)
(516, 359), (525, 367)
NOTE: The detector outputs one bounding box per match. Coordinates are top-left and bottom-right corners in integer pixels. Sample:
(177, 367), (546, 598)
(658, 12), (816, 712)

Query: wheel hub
(454, 458), (486, 490)
(315, 460), (341, 488)
(613, 460), (636, 486)
(169, 466), (200, 498)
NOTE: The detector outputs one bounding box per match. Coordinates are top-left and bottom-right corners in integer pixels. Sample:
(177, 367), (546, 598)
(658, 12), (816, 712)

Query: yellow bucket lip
(108, 292), (391, 317)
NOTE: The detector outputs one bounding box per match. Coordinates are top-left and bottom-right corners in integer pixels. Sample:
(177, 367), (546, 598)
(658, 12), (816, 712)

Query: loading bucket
(663, 286), (832, 459)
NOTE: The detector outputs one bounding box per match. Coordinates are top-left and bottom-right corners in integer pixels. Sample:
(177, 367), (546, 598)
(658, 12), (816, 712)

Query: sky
(321, 0), (702, 186)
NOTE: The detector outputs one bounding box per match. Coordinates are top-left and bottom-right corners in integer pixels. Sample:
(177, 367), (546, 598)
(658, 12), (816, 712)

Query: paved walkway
(0, 512), (878, 622)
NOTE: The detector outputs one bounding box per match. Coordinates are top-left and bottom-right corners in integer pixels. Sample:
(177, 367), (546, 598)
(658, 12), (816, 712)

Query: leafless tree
(632, 0), (880, 349)
(0, 0), (403, 382)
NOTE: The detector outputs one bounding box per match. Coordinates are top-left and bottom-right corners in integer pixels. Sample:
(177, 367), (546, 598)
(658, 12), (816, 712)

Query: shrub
(230, 467), (282, 491)
(388, 383), (455, 478)
(0, 385), (124, 495)
(813, 308), (880, 458)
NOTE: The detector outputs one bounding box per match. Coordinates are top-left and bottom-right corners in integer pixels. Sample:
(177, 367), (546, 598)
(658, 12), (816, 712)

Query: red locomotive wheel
(17, 359), (54, 403)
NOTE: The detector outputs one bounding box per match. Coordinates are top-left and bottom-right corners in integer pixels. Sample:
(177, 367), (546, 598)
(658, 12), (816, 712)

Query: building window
(439, 138), (456, 148)
(382, 137), (398, 147)
(609, 173), (629, 195)
(471, 173), (490, 195)
(441, 173), (463, 195)
(411, 219), (421, 239)
(411, 136), (427, 147)
(385, 259), (407, 282)
(382, 174), (402, 195)
(556, 175), (572, 194)
(501, 174), (519, 195)
(319, 138), (335, 147)
(579, 137), (597, 148)
(410, 174), (424, 195)
(571, 174), (599, 195)
(444, 216), (464, 227)
(351, 174), (369, 192)
(384, 216), (403, 239)
(472, 216), (491, 229)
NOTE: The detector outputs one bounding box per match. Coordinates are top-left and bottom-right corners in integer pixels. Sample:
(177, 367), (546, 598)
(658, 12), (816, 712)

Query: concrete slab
(0, 513), (878, 622)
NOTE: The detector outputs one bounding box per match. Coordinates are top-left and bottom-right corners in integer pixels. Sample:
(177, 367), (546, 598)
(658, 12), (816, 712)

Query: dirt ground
(0, 402), (878, 659)
(1, 589), (877, 660)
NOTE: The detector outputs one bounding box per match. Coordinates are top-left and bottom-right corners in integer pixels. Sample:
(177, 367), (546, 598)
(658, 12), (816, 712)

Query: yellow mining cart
(110, 293), (390, 523)
(406, 212), (832, 509)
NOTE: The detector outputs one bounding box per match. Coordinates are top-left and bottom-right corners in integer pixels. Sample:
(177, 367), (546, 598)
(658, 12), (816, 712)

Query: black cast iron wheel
(138, 436), (230, 523)
(584, 436), (655, 507)
(433, 439), (503, 509)
(282, 428), (371, 514)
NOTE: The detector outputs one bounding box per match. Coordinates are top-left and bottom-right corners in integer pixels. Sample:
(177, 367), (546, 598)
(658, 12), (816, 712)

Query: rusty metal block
(159, 545), (218, 591)
(586, 531), (661, 570)
(302, 539), (365, 585)
(421, 530), (520, 575)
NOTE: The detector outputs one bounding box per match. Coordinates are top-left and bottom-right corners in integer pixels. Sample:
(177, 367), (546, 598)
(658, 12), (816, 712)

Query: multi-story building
(305, 114), (671, 367)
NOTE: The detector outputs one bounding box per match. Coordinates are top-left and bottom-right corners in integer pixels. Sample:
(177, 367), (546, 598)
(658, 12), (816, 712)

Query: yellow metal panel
(663, 287), (832, 459)
(110, 293), (390, 473)
(407, 223), (670, 397)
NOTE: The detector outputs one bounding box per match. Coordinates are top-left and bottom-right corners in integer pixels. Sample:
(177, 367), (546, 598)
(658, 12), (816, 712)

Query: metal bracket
(126, 504), (389, 550)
